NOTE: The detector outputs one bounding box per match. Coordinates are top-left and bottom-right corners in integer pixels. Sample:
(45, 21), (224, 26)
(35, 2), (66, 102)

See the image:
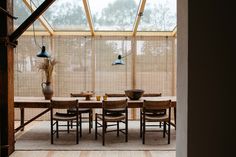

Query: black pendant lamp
(37, 46), (50, 58)
(112, 55), (125, 65)
(112, 37), (129, 65)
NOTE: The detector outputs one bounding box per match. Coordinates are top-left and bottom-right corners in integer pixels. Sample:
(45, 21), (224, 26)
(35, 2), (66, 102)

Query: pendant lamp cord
(121, 37), (131, 58)
(30, 0), (41, 49)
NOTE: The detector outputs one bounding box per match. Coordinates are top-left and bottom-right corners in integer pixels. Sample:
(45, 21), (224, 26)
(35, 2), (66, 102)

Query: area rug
(15, 121), (176, 151)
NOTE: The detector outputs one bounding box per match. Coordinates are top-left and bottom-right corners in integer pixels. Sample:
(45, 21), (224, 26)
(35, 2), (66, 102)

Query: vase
(41, 82), (53, 100)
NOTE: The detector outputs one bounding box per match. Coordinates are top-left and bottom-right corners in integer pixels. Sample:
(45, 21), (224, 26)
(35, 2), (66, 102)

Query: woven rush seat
(53, 112), (78, 121)
(145, 114), (169, 122)
(96, 113), (125, 122)
(68, 107), (91, 113)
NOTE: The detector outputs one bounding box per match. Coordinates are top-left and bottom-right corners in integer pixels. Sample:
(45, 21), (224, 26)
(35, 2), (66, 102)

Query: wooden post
(131, 37), (137, 119)
(0, 1), (14, 156)
(1, 0), (56, 156)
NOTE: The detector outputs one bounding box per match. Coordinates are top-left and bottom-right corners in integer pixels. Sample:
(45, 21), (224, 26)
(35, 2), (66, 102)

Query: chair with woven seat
(68, 93), (93, 134)
(141, 100), (171, 144)
(50, 99), (81, 144)
(140, 93), (162, 137)
(95, 99), (128, 145)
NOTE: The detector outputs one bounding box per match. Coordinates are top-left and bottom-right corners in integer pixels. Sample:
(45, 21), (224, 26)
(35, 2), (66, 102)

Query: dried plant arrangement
(38, 58), (58, 83)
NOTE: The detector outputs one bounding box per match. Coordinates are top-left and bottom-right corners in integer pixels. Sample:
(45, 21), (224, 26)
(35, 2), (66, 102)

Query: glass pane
(88, 0), (140, 31)
(138, 0), (176, 31)
(33, 0), (89, 31)
(14, 0), (44, 30)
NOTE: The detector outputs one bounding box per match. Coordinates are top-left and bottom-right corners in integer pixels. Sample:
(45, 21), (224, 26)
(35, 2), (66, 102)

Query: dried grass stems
(38, 58), (58, 83)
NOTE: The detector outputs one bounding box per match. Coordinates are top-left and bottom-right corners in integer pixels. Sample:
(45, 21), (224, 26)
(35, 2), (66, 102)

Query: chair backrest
(105, 93), (126, 97)
(142, 93), (162, 97)
(102, 99), (128, 109)
(50, 99), (78, 109)
(143, 100), (171, 110)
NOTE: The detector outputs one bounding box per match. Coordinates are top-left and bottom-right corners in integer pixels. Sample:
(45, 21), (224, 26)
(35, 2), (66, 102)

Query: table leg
(15, 108), (50, 133)
(20, 107), (24, 131)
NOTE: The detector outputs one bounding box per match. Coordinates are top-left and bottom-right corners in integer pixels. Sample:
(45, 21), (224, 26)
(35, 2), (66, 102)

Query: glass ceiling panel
(88, 0), (140, 31)
(14, 0), (44, 31)
(33, 0), (89, 31)
(138, 0), (176, 31)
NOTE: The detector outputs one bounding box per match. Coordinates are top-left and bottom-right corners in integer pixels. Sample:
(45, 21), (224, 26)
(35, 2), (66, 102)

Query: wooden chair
(140, 93), (162, 137)
(50, 99), (81, 144)
(141, 100), (171, 144)
(95, 99), (128, 145)
(68, 93), (93, 134)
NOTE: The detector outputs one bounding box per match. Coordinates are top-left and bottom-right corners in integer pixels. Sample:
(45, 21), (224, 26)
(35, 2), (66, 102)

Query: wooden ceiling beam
(172, 26), (177, 36)
(10, 0), (55, 42)
(82, 0), (95, 36)
(132, 0), (146, 37)
(22, 31), (173, 37)
(23, 0), (54, 35)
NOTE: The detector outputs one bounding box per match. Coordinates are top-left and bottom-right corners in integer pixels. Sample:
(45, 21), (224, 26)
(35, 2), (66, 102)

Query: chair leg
(168, 121), (171, 144)
(174, 107), (176, 130)
(125, 117), (128, 142)
(80, 114), (82, 137)
(163, 121), (166, 138)
(89, 110), (92, 133)
(56, 121), (59, 138)
(142, 118), (145, 144)
(105, 122), (107, 133)
(159, 122), (162, 128)
(76, 117), (79, 144)
(102, 120), (105, 146)
(67, 121), (70, 133)
(95, 114), (97, 140)
(117, 121), (119, 137)
(140, 110), (142, 138)
(51, 119), (53, 144)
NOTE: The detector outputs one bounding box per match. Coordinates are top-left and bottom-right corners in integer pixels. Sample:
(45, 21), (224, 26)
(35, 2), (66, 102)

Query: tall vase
(41, 82), (53, 100)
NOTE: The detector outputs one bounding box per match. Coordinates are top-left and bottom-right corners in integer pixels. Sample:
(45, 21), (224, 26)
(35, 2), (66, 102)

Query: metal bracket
(0, 37), (18, 47)
(0, 7), (18, 19)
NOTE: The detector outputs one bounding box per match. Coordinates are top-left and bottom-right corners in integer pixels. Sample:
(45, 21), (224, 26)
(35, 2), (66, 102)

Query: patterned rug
(15, 121), (176, 151)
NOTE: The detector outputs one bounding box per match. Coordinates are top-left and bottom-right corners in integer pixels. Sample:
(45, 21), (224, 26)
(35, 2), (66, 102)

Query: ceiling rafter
(132, 0), (146, 37)
(23, 0), (54, 35)
(23, 31), (173, 37)
(10, 0), (55, 42)
(172, 26), (177, 36)
(82, 0), (95, 36)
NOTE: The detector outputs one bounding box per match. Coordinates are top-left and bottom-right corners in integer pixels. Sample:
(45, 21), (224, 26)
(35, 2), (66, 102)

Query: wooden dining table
(14, 96), (176, 133)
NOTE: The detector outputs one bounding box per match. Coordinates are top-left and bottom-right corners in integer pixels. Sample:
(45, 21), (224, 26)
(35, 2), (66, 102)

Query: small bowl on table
(125, 89), (144, 100)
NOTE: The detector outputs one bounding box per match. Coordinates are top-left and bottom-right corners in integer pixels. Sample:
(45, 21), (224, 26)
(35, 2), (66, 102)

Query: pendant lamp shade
(112, 55), (125, 65)
(37, 46), (50, 58)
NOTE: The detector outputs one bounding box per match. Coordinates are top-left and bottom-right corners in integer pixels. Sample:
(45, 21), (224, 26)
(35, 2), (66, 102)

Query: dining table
(14, 96), (176, 133)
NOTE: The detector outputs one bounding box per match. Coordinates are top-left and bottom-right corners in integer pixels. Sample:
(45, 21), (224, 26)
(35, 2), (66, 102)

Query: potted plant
(38, 58), (58, 100)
